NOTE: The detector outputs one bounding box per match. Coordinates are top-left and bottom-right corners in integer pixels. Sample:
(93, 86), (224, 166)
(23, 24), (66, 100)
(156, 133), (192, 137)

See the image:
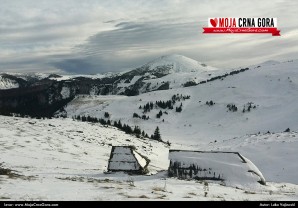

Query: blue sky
(0, 0), (297, 74)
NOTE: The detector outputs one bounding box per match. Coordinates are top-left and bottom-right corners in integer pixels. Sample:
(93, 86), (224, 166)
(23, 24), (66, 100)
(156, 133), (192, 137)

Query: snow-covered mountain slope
(0, 116), (169, 174)
(1, 116), (297, 200)
(1, 72), (49, 82)
(59, 60), (298, 186)
(63, 91), (298, 185)
(0, 55), (228, 97)
(47, 72), (124, 81)
(142, 54), (217, 73)
(115, 54), (227, 93)
(0, 72), (51, 90)
(63, 60), (298, 145)
(0, 75), (19, 89)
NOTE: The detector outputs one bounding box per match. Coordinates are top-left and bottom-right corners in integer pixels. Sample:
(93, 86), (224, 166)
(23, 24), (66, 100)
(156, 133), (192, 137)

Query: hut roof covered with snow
(108, 146), (150, 174)
(168, 150), (266, 187)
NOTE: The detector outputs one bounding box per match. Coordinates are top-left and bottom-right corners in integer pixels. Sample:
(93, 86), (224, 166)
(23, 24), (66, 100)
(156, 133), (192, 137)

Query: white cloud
(0, 0), (297, 73)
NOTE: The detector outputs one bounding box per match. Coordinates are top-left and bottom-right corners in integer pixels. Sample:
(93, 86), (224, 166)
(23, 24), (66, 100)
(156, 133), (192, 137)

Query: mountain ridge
(0, 55), (294, 118)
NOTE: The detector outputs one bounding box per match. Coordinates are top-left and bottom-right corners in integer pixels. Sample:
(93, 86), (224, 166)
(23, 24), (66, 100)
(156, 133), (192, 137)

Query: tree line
(182, 67), (250, 87)
(73, 114), (169, 145)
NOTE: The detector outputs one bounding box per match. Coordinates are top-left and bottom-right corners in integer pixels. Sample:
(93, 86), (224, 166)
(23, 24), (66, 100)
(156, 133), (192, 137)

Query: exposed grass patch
(0, 196), (11, 200)
(0, 164), (21, 179)
(244, 190), (256, 194)
(104, 178), (110, 183)
(139, 195), (149, 199)
(152, 186), (166, 192)
(155, 194), (167, 199)
(0, 167), (13, 176)
(102, 186), (115, 189)
(118, 192), (150, 199)
(0, 164), (35, 180)
(56, 176), (121, 185)
(127, 195), (149, 199)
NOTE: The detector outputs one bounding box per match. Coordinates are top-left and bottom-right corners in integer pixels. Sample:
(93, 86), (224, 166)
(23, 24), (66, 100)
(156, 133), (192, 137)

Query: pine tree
(104, 112), (110, 118)
(156, 110), (163, 118)
(150, 102), (153, 109)
(153, 126), (161, 141)
(126, 125), (133, 134)
(176, 106), (182, 112)
(114, 121), (118, 127)
(87, 115), (91, 122)
(117, 120), (122, 129)
(133, 126), (141, 135)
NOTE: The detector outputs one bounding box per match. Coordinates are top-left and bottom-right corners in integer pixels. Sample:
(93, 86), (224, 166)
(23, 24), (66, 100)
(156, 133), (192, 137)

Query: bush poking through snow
(284, 128), (290, 133)
(204, 181), (209, 197)
(127, 177), (135, 187)
(206, 101), (215, 106)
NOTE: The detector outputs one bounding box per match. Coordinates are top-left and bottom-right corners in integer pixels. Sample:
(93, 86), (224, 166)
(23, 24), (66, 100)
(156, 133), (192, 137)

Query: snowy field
(0, 116), (297, 201)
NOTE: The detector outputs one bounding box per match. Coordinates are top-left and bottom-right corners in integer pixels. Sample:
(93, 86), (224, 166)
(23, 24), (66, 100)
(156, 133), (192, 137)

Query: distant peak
(156, 54), (198, 62)
(143, 54), (216, 73)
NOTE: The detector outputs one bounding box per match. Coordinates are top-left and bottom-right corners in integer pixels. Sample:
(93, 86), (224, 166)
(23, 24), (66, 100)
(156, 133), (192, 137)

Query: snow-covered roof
(169, 150), (266, 188)
(108, 146), (150, 173)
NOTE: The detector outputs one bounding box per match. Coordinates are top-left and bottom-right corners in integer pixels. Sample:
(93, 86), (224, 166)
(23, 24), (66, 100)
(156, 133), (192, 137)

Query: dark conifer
(153, 126), (161, 141)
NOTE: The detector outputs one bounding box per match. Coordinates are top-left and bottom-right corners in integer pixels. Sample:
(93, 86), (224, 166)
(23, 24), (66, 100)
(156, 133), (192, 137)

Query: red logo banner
(203, 27), (280, 36)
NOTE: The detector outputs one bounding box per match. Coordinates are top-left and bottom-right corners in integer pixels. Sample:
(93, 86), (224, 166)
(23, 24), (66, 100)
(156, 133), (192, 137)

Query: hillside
(62, 60), (298, 145)
(0, 115), (297, 200)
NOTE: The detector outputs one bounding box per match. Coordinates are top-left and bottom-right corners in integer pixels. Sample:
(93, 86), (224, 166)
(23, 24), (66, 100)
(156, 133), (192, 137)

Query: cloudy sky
(1, 0), (298, 74)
